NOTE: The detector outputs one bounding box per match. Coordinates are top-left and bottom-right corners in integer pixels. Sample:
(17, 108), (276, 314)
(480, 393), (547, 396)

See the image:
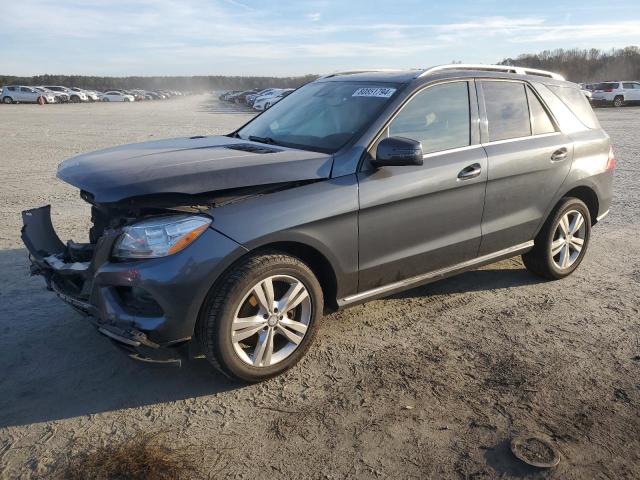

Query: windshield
(236, 81), (401, 153)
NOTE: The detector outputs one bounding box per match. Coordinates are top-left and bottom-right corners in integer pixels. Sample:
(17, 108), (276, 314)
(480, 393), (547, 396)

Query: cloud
(1, 1), (639, 75)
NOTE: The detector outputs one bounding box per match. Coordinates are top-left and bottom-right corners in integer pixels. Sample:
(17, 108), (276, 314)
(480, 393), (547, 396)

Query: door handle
(551, 147), (568, 161)
(457, 163), (482, 180)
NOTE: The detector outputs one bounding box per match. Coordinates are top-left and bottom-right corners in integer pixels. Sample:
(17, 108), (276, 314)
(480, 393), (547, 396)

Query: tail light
(606, 146), (616, 171)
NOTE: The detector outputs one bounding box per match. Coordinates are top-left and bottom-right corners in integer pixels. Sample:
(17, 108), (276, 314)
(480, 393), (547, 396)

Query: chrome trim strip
(596, 209), (610, 222)
(340, 241), (534, 305)
(481, 132), (561, 147)
(419, 64), (564, 81)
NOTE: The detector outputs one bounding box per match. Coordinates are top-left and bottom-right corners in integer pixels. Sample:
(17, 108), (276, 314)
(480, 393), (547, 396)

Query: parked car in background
(44, 86), (88, 103)
(70, 87), (99, 102)
(233, 89), (261, 105)
(99, 91), (135, 102)
(1, 85), (56, 104)
(591, 81), (640, 107)
(246, 88), (279, 106)
(21, 65), (613, 382)
(35, 86), (69, 103)
(253, 89), (294, 111)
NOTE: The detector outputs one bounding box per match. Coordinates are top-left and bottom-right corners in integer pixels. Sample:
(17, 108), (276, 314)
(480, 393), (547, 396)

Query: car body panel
(357, 145), (488, 291)
(57, 135), (334, 203)
(205, 175), (360, 301)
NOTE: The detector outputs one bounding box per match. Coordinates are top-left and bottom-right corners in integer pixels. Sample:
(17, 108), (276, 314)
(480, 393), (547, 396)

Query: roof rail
(318, 69), (405, 80)
(418, 64), (564, 81)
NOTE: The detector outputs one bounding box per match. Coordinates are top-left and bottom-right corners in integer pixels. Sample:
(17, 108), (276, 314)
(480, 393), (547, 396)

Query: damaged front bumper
(21, 205), (244, 366)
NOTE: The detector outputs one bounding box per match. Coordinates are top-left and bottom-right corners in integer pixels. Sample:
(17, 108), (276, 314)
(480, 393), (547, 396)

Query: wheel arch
(562, 185), (599, 225)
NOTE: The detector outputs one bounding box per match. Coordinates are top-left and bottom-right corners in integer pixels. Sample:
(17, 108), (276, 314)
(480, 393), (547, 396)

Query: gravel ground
(0, 96), (638, 479)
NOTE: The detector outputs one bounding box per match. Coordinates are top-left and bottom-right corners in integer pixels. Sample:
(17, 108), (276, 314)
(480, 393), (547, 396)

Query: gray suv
(21, 65), (614, 382)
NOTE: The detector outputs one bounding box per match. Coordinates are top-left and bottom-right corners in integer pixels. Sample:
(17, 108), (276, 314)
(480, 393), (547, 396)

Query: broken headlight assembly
(113, 215), (211, 259)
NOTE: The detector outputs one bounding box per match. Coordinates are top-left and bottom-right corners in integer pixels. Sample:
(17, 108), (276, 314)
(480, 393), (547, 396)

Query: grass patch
(52, 432), (201, 480)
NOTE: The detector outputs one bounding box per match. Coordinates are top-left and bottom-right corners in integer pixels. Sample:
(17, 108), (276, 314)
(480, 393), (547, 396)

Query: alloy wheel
(550, 210), (586, 269)
(231, 275), (311, 367)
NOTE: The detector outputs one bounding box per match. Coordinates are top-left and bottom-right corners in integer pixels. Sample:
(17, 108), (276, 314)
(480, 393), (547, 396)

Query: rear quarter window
(547, 85), (599, 129)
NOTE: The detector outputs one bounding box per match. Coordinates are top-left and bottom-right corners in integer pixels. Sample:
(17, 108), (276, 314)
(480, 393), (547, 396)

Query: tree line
(499, 46), (640, 83)
(0, 74), (319, 92)
(2, 46), (638, 90)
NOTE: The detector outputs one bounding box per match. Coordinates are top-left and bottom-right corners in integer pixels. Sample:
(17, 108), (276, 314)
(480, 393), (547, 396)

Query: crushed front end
(21, 202), (243, 366)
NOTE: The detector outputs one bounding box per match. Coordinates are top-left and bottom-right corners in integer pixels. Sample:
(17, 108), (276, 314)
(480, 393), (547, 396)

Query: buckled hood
(57, 135), (333, 203)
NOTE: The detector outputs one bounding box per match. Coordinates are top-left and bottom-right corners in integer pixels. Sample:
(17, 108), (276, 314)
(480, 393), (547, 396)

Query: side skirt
(338, 241), (534, 307)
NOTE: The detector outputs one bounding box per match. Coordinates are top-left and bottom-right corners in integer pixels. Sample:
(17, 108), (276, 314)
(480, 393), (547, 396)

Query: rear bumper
(21, 205), (245, 365)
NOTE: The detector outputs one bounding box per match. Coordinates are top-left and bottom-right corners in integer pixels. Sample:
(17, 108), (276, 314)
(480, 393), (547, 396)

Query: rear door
(478, 80), (573, 255)
(357, 80), (487, 292)
(623, 82), (640, 101)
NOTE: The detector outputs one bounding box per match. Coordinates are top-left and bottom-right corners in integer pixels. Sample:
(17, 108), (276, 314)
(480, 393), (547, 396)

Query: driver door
(357, 80), (487, 292)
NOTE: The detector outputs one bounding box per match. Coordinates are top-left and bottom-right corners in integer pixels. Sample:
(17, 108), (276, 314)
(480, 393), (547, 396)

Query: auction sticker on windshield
(352, 87), (396, 98)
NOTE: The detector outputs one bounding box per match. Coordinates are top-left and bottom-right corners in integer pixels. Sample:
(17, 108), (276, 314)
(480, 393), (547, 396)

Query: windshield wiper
(249, 135), (278, 145)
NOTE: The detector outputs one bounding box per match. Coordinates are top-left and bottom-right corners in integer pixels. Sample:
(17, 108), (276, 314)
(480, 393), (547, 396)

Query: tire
(199, 251), (323, 382)
(102, 98), (110, 102)
(613, 96), (624, 107)
(522, 197), (592, 280)
(70, 95), (80, 103)
(2, 96), (13, 104)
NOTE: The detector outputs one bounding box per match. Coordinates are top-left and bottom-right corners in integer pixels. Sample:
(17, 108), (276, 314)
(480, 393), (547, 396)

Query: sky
(0, 0), (639, 77)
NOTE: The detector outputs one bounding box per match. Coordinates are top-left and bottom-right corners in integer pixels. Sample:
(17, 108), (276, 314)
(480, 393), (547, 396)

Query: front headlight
(113, 215), (211, 259)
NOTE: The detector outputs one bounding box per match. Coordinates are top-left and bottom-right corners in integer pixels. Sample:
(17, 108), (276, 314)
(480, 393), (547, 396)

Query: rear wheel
(70, 95), (80, 103)
(102, 98), (110, 102)
(2, 96), (13, 104)
(199, 251), (323, 382)
(613, 96), (624, 107)
(522, 197), (591, 280)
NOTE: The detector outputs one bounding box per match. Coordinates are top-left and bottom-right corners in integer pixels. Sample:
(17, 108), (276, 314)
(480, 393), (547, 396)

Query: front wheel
(2, 96), (13, 104)
(613, 96), (624, 107)
(199, 252), (323, 382)
(522, 197), (591, 280)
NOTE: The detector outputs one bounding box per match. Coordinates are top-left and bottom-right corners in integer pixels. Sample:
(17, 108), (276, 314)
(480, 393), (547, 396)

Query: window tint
(388, 82), (470, 155)
(548, 85), (599, 129)
(21, 87), (33, 92)
(483, 81), (531, 141)
(526, 87), (556, 135)
(622, 82), (635, 89)
(594, 82), (619, 90)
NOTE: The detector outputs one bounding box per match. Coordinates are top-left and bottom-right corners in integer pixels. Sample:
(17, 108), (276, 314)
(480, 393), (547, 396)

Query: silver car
(591, 81), (640, 107)
(1, 85), (56, 104)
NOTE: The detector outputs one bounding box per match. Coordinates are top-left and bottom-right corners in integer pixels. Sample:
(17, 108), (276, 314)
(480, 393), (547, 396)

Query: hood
(57, 135), (333, 204)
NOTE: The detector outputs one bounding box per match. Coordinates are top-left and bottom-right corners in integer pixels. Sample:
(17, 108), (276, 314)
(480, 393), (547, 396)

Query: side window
(526, 86), (556, 135)
(388, 82), (470, 155)
(21, 87), (33, 92)
(622, 82), (634, 89)
(547, 85), (599, 129)
(482, 81), (531, 141)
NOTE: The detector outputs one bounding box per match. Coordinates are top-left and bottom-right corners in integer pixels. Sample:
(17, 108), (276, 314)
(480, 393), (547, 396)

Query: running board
(338, 241), (534, 307)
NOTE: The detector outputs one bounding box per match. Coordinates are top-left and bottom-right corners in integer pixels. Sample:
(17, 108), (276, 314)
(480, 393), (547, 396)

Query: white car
(253, 89), (294, 111)
(1, 85), (56, 104)
(44, 86), (88, 103)
(35, 86), (69, 103)
(99, 91), (135, 102)
(591, 81), (640, 107)
(70, 87), (99, 102)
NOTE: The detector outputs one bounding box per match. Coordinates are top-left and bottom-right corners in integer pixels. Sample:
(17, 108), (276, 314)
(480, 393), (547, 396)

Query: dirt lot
(0, 96), (638, 479)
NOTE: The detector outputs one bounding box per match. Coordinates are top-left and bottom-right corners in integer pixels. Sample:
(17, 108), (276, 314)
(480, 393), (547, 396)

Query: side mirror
(372, 136), (423, 167)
